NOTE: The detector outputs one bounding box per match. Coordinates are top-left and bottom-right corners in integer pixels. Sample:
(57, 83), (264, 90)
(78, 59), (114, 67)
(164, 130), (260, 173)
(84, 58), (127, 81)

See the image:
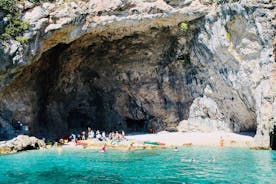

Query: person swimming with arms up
(101, 143), (107, 152)
(127, 142), (135, 151)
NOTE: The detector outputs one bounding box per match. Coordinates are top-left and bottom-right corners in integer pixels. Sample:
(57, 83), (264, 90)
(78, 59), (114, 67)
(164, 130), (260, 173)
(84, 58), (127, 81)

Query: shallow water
(0, 147), (275, 184)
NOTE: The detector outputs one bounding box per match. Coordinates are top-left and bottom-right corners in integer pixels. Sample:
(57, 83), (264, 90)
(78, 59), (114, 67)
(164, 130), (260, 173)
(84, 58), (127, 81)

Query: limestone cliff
(0, 0), (275, 147)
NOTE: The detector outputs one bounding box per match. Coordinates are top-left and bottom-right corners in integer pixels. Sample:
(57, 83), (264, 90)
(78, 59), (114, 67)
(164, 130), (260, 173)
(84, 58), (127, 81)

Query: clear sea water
(0, 147), (275, 184)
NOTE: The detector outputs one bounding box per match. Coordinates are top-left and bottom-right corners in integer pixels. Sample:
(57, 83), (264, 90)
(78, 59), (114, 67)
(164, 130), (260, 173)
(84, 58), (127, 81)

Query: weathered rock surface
(0, 116), (16, 140)
(0, 1), (275, 147)
(0, 135), (46, 154)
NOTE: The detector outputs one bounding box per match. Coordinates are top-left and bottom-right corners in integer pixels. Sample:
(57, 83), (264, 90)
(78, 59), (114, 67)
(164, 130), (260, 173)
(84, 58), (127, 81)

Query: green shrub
(28, 0), (55, 3)
(0, 0), (16, 13)
(28, 0), (40, 3)
(214, 0), (240, 4)
(180, 22), (188, 32)
(16, 36), (29, 44)
(0, 0), (30, 40)
(226, 32), (231, 40)
(3, 15), (30, 38)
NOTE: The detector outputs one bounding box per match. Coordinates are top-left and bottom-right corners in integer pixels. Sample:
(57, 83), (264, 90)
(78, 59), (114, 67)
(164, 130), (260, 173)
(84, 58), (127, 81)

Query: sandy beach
(126, 131), (255, 148)
(60, 131), (256, 151)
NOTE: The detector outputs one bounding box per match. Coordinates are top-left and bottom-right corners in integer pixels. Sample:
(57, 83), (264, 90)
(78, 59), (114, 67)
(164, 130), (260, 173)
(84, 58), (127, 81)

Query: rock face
(0, 135), (46, 154)
(0, 1), (275, 147)
(179, 3), (275, 148)
(0, 116), (16, 140)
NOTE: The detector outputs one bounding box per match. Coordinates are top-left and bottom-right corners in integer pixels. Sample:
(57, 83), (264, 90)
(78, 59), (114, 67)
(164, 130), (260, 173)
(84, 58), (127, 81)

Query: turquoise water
(0, 147), (276, 184)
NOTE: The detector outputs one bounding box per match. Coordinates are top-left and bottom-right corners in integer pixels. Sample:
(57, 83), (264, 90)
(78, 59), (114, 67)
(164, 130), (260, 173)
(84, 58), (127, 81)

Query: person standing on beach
(102, 131), (106, 138)
(81, 131), (86, 140)
(69, 133), (76, 142)
(220, 137), (224, 147)
(87, 127), (94, 139)
(96, 130), (101, 139)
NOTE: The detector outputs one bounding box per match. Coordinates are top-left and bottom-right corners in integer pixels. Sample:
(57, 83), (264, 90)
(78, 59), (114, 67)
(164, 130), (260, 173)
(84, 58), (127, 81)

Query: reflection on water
(271, 151), (276, 160)
(0, 147), (276, 184)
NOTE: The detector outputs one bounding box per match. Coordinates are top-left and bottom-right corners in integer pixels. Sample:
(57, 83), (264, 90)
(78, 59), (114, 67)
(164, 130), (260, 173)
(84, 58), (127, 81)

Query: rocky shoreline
(0, 131), (271, 155)
(0, 135), (46, 154)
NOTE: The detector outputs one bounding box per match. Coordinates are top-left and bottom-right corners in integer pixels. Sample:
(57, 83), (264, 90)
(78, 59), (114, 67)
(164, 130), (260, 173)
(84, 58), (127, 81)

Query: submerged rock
(0, 135), (46, 154)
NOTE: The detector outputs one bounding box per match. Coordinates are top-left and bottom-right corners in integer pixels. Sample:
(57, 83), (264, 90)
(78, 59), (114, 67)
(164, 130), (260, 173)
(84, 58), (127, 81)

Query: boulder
(0, 135), (46, 154)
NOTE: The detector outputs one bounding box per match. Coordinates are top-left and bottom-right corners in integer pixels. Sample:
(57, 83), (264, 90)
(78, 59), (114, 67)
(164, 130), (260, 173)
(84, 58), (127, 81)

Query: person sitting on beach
(76, 134), (81, 140)
(59, 138), (64, 144)
(111, 131), (122, 142)
(101, 131), (106, 141)
(115, 131), (119, 139)
(121, 130), (127, 140)
(118, 134), (123, 141)
(69, 133), (76, 142)
(111, 132), (116, 140)
(108, 132), (112, 140)
(96, 130), (101, 139)
(81, 131), (86, 140)
(87, 127), (94, 139)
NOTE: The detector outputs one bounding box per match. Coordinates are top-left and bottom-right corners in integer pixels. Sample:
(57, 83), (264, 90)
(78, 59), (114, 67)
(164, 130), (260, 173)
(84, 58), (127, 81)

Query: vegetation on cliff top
(28, 0), (55, 3)
(0, 0), (29, 43)
(180, 22), (189, 32)
(0, 0), (242, 43)
(0, 0), (52, 42)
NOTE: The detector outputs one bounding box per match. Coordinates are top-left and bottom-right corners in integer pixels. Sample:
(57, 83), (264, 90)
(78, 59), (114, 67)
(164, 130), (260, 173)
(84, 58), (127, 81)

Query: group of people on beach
(61, 127), (131, 152)
(68, 127), (126, 143)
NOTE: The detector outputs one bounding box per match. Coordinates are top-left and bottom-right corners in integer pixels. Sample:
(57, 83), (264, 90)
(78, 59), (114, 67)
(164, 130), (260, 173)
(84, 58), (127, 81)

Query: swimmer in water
(57, 147), (62, 155)
(208, 155), (216, 162)
(127, 142), (134, 151)
(220, 136), (224, 147)
(101, 143), (106, 152)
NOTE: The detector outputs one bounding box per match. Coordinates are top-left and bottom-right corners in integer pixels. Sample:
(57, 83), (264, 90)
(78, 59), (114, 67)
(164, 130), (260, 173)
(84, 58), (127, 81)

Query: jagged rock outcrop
(0, 135), (46, 154)
(179, 3), (275, 148)
(0, 0), (275, 147)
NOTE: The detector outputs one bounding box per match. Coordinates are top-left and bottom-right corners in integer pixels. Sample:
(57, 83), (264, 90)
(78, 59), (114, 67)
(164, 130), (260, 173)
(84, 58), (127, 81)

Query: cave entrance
(67, 110), (92, 132)
(126, 118), (146, 133)
(31, 28), (177, 138)
(25, 26), (195, 139)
